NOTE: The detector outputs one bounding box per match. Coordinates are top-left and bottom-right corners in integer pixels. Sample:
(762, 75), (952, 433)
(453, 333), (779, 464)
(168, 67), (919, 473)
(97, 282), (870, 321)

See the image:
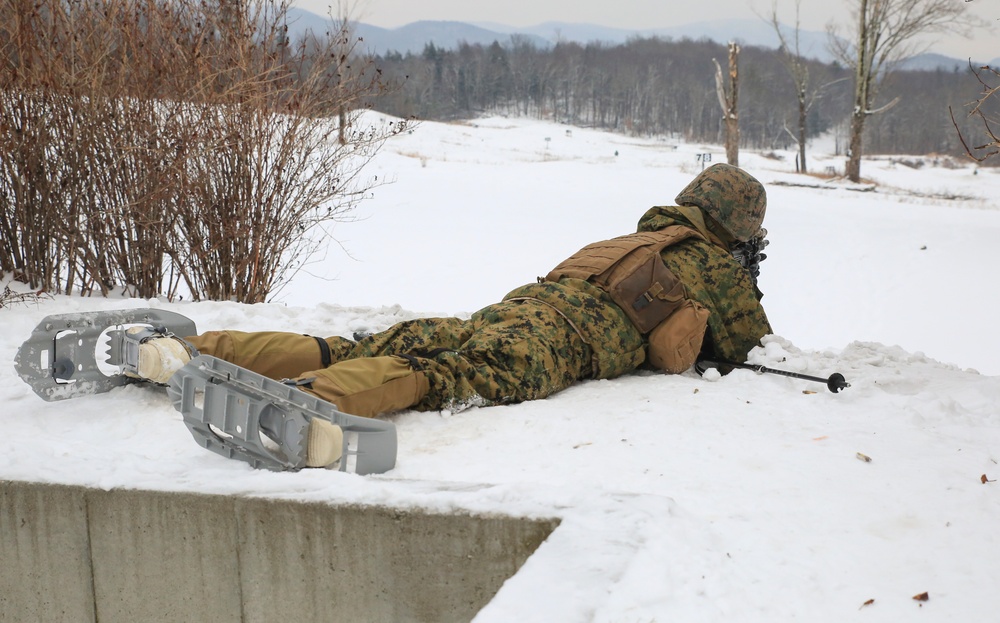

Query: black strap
(394, 351), (454, 371)
(397, 353), (423, 371)
(414, 347), (452, 359)
(283, 377), (316, 390)
(310, 335), (333, 367)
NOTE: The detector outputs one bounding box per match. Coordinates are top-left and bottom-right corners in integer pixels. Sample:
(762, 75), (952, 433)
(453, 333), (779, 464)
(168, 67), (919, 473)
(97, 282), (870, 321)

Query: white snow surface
(4, 115), (1000, 621)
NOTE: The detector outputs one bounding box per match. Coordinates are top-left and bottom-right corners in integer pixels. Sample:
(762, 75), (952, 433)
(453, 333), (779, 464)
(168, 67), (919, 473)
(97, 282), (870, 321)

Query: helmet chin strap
(703, 214), (737, 248)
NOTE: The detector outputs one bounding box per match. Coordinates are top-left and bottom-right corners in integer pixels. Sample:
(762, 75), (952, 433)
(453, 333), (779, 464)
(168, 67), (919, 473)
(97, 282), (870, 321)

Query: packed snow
(3, 115), (1000, 622)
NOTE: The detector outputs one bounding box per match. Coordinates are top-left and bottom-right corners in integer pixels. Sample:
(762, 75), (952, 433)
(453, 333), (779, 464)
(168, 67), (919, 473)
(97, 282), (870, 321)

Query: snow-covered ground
(3, 115), (1000, 622)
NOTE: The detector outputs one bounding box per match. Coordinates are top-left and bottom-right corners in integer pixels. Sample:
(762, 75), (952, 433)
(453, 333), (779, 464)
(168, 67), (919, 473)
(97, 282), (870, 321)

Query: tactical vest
(545, 226), (702, 334)
(544, 226), (711, 374)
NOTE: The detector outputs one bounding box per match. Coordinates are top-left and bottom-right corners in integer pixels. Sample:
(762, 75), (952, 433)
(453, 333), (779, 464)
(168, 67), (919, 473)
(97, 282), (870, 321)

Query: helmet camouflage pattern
(674, 163), (766, 242)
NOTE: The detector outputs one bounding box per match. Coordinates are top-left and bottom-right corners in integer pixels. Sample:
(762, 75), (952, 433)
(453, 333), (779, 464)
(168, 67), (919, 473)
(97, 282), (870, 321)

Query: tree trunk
(714, 43), (740, 167)
(846, 109), (865, 182)
(847, 0), (869, 183)
(725, 43), (739, 167)
(797, 91), (808, 174)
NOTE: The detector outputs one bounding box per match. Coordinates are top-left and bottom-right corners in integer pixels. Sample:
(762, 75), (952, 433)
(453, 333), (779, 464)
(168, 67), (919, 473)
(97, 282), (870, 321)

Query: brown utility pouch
(546, 227), (702, 334)
(646, 299), (710, 373)
(608, 248), (686, 333)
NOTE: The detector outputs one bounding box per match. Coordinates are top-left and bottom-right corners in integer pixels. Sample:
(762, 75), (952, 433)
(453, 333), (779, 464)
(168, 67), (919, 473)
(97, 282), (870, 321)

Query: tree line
(367, 35), (995, 165)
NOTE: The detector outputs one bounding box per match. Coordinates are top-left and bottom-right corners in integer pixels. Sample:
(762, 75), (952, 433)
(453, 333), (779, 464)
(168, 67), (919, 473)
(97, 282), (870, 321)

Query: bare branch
(952, 62), (1000, 162)
(867, 96), (900, 115)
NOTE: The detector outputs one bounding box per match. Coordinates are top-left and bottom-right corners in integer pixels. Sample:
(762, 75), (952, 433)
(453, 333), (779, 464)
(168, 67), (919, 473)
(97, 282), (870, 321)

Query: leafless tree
(829, 0), (981, 182)
(766, 0), (847, 173)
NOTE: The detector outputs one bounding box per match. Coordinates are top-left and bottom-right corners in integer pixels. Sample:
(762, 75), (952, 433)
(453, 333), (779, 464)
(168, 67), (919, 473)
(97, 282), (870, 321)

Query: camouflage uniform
(188, 285), (622, 417)
(187, 164), (772, 418)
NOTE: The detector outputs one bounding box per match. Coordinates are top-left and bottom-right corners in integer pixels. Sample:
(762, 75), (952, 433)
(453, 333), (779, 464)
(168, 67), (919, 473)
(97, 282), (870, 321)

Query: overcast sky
(293, 0), (998, 61)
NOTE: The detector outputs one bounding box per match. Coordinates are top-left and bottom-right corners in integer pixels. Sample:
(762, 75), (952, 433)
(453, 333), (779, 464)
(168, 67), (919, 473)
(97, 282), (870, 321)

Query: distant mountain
(474, 21), (655, 47)
(283, 10), (548, 55)
(355, 21), (549, 55)
(282, 7), (334, 37)
(282, 9), (983, 71)
(893, 53), (978, 72)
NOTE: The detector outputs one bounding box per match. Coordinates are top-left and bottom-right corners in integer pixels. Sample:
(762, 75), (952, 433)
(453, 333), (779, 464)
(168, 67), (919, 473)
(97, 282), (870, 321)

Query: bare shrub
(0, 0), (187, 295)
(0, 0), (402, 303)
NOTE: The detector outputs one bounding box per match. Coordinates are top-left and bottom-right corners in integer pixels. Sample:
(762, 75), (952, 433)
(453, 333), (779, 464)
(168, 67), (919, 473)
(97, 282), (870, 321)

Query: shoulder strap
(545, 226), (702, 284)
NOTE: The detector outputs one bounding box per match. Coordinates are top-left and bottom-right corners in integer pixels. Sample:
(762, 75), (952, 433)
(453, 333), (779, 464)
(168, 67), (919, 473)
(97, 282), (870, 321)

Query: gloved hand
(731, 227), (768, 285)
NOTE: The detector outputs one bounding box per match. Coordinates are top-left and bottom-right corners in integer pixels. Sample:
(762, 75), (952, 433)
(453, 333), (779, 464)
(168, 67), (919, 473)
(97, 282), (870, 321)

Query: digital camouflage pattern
(503, 278), (646, 379)
(316, 295), (604, 412)
(674, 163), (767, 242)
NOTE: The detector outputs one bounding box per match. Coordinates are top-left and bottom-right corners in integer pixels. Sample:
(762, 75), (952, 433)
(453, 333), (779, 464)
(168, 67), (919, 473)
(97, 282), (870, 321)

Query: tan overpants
(185, 332), (429, 418)
(183, 299), (591, 418)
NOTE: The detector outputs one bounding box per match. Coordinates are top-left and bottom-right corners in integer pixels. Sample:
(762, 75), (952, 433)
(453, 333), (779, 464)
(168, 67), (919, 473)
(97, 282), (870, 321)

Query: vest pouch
(647, 299), (710, 373)
(610, 249), (687, 334)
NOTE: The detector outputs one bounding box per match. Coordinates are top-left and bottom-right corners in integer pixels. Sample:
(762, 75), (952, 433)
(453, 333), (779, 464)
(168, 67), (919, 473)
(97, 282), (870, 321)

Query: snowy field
(3, 115), (1000, 622)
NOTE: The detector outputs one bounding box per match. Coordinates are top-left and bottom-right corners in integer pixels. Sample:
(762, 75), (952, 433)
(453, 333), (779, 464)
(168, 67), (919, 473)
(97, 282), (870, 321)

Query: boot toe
(306, 419), (344, 468)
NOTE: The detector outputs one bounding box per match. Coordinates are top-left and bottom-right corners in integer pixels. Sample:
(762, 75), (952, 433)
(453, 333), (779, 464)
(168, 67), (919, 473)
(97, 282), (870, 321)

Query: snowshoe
(167, 355), (397, 474)
(14, 308), (197, 401)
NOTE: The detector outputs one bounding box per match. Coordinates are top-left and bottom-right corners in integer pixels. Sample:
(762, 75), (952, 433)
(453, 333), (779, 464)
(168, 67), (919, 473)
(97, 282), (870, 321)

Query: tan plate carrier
(545, 226), (710, 373)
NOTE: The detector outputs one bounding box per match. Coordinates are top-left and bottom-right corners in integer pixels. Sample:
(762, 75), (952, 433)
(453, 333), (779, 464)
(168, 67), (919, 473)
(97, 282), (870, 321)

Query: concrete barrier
(0, 480), (559, 623)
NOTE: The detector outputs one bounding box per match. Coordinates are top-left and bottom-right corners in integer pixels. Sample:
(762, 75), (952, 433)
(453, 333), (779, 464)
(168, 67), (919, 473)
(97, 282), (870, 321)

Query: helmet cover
(674, 163), (766, 242)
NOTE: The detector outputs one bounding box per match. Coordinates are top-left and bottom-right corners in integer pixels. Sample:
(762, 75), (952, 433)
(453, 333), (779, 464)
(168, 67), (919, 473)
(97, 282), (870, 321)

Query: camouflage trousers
(185, 299), (592, 418)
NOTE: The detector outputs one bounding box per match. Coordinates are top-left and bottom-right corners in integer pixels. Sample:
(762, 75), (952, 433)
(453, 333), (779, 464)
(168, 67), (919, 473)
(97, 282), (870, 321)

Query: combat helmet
(674, 163), (766, 242)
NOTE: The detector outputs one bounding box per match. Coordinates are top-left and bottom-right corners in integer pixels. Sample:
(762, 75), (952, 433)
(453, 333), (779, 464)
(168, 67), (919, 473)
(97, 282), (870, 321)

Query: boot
(122, 326), (197, 384)
(258, 404), (345, 468)
(306, 418), (344, 468)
